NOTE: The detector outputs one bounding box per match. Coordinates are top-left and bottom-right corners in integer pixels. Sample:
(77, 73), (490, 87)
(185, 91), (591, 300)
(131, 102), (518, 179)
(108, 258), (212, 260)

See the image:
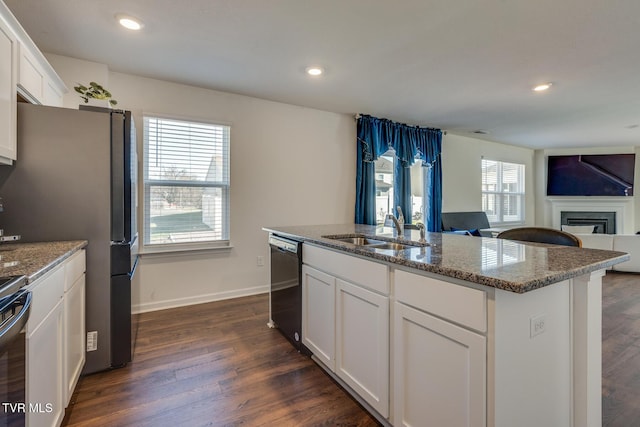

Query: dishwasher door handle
(0, 290), (32, 350)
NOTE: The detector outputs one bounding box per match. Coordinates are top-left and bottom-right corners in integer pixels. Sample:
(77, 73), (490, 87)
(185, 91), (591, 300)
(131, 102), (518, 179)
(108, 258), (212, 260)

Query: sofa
(574, 233), (640, 273)
(441, 211), (492, 237)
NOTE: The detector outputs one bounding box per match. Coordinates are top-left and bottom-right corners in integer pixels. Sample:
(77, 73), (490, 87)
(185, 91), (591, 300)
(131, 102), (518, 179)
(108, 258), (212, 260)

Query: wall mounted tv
(546, 154), (635, 196)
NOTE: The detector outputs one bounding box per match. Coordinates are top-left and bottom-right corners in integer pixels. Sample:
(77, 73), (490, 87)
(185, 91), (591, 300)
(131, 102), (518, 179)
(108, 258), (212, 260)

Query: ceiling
(5, 0), (640, 149)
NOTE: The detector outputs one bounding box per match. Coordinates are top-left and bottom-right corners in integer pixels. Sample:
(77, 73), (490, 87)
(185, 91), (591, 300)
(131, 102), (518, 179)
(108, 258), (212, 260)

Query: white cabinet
(25, 249), (86, 427)
(17, 41), (65, 106)
(26, 264), (66, 427)
(0, 10), (17, 162)
(63, 250), (86, 406)
(394, 302), (486, 427)
(336, 279), (389, 417)
(302, 265), (335, 370)
(302, 244), (390, 419)
(394, 269), (487, 427)
(0, 1), (66, 162)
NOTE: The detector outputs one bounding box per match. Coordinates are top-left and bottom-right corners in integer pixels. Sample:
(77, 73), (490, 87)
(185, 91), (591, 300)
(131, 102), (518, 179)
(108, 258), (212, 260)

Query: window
(374, 149), (426, 225)
(143, 116), (230, 250)
(481, 159), (525, 224)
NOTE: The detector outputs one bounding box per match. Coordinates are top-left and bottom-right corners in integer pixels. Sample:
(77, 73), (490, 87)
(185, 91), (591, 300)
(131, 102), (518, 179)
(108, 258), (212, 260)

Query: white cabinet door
(0, 13), (17, 161)
(64, 274), (85, 406)
(336, 279), (389, 417)
(394, 302), (486, 427)
(302, 265), (335, 370)
(18, 42), (43, 103)
(26, 300), (64, 427)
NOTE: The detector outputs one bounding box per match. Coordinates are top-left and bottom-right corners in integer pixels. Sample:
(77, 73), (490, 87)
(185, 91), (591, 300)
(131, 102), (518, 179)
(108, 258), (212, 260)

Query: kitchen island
(264, 224), (628, 427)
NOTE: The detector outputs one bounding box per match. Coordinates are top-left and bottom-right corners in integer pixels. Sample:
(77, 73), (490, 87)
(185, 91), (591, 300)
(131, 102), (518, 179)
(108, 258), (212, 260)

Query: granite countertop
(263, 224), (630, 293)
(0, 240), (88, 283)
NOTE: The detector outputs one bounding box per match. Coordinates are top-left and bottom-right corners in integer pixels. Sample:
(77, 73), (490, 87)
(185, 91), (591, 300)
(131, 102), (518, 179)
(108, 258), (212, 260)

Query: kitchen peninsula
(264, 224), (629, 427)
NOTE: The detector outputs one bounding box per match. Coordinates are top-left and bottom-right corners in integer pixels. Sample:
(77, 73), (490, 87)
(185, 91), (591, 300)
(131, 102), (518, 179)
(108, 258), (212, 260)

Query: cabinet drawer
(304, 244), (389, 294)
(65, 250), (86, 291)
(395, 269), (487, 333)
(26, 264), (65, 335)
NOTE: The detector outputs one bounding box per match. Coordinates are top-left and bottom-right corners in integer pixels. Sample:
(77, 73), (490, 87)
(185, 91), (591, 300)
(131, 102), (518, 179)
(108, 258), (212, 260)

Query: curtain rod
(354, 113), (447, 135)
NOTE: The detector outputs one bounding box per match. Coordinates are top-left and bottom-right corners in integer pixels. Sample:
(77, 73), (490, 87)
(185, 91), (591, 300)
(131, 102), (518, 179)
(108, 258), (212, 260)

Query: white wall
(47, 54), (356, 313)
(45, 54), (108, 108)
(441, 133), (536, 225)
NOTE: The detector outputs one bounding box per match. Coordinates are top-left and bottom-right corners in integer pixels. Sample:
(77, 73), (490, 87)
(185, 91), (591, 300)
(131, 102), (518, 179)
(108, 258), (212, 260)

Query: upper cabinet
(17, 39), (65, 106)
(0, 1), (67, 163)
(0, 10), (17, 162)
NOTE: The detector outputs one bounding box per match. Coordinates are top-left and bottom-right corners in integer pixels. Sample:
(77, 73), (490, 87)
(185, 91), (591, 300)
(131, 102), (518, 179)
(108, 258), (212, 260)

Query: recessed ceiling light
(305, 66), (324, 77)
(116, 14), (143, 31)
(533, 82), (553, 92)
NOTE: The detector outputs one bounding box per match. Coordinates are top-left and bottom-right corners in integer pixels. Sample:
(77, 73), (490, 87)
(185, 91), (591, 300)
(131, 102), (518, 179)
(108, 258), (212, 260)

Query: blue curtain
(355, 115), (442, 231)
(355, 116), (389, 224)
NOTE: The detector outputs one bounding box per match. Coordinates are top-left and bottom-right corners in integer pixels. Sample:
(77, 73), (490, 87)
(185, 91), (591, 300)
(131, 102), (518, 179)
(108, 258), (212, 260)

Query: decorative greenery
(73, 82), (118, 107)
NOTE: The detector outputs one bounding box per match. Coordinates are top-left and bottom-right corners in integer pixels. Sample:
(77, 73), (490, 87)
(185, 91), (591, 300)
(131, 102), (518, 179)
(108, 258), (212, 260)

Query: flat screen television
(546, 154), (635, 196)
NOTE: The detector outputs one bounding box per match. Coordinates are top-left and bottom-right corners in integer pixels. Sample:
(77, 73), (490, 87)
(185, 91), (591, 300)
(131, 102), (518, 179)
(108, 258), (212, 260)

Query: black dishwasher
(269, 234), (303, 351)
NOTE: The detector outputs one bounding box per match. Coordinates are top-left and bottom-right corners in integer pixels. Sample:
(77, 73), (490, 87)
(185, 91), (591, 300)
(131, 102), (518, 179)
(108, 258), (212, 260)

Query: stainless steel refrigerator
(0, 102), (139, 374)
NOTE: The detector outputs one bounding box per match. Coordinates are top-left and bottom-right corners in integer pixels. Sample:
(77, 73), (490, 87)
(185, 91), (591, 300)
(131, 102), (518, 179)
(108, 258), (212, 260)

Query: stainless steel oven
(0, 276), (31, 427)
(269, 234), (304, 352)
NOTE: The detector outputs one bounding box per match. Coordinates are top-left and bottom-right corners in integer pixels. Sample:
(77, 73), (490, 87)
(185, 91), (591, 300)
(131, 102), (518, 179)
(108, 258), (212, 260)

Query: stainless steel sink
(323, 234), (428, 250)
(332, 236), (387, 246)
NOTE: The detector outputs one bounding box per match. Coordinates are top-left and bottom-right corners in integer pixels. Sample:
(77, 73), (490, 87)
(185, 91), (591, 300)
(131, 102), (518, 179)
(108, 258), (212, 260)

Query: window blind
(143, 116), (230, 247)
(481, 159), (525, 224)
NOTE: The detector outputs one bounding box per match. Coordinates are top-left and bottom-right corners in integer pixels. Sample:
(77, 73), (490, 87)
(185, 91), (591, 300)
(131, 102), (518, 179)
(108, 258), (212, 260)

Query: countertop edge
(0, 240), (89, 283)
(27, 240), (88, 283)
(264, 226), (630, 293)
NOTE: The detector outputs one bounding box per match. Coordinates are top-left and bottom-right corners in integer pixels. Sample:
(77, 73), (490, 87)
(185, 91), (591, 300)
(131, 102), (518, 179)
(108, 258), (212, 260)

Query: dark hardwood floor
(62, 294), (380, 427)
(602, 271), (640, 427)
(62, 271), (640, 427)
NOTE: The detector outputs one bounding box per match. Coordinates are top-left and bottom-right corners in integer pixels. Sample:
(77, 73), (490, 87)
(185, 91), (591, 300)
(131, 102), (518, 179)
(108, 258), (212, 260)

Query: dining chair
(496, 227), (582, 247)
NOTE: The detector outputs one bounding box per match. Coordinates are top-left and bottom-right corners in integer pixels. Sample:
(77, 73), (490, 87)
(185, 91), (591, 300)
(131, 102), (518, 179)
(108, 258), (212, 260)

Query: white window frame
(142, 114), (231, 253)
(481, 159), (525, 226)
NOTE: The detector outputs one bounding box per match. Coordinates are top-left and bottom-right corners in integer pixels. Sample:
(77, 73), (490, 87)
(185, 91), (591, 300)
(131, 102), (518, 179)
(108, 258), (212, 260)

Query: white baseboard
(133, 285), (269, 314)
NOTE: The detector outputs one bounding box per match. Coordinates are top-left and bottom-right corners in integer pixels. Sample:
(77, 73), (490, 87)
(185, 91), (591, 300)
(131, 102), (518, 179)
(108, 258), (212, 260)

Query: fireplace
(560, 211), (616, 234)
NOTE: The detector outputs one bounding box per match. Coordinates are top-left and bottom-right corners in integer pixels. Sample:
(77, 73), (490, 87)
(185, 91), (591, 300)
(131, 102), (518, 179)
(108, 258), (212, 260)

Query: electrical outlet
(87, 331), (98, 351)
(530, 314), (547, 338)
(257, 256), (264, 266)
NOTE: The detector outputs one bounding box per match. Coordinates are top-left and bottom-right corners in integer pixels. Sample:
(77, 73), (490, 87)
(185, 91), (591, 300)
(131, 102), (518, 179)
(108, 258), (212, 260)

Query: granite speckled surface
(263, 224), (630, 293)
(0, 240), (88, 283)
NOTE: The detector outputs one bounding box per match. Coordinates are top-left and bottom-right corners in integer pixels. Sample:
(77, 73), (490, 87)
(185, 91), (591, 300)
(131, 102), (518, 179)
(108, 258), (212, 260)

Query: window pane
(481, 159), (525, 224)
(146, 118), (229, 183)
(147, 185), (228, 244)
(374, 151), (394, 224)
(502, 194), (522, 222)
(481, 160), (498, 192)
(410, 160), (424, 224)
(144, 116), (230, 247)
(482, 193), (498, 223)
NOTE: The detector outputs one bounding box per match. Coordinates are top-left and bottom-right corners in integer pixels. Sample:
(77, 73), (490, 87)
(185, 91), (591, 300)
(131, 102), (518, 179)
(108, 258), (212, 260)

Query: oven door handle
(0, 290), (32, 350)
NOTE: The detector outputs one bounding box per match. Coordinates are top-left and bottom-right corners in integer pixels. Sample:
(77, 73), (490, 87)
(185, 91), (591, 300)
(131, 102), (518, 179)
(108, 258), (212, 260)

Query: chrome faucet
(415, 222), (426, 243)
(386, 214), (403, 235)
(386, 206), (405, 237)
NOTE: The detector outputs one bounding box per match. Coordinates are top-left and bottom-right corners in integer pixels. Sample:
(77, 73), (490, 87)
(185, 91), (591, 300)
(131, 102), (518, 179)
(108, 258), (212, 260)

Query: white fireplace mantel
(548, 197), (633, 234)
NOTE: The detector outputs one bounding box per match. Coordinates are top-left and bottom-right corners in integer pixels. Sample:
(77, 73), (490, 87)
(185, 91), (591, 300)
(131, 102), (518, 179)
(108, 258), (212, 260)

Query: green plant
(73, 82), (118, 107)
